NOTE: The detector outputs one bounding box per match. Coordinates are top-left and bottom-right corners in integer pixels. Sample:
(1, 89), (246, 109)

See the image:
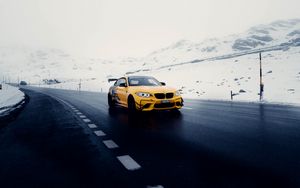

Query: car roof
(127, 76), (154, 79)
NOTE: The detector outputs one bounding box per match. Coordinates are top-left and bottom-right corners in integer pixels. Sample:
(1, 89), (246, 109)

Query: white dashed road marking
(88, 124), (97, 128)
(83, 119), (91, 123)
(94, 130), (106, 136)
(56, 98), (144, 173)
(117, 155), (141, 171)
(103, 140), (119, 149)
(147, 185), (164, 188)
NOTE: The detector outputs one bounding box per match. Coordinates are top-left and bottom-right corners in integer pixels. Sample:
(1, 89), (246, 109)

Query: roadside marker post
(259, 52), (264, 101)
(78, 79), (82, 92)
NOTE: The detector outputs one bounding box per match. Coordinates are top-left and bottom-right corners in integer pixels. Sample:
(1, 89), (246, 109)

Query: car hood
(129, 86), (177, 93)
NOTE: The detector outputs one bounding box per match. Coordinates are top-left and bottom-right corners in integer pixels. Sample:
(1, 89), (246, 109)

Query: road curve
(1, 86), (300, 188)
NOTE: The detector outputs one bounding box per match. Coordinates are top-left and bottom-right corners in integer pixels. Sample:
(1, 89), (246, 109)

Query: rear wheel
(108, 94), (115, 108)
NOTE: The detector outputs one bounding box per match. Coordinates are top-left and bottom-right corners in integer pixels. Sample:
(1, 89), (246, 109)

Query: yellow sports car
(108, 76), (183, 112)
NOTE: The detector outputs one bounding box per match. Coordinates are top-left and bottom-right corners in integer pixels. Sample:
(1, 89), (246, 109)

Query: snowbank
(0, 84), (25, 114)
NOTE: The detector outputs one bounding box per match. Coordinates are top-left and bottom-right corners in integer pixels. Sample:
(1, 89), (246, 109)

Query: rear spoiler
(108, 78), (118, 82)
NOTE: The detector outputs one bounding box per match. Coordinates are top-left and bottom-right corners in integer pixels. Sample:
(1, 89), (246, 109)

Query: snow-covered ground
(0, 84), (25, 114)
(36, 46), (300, 104)
(151, 48), (300, 104)
(1, 19), (300, 105)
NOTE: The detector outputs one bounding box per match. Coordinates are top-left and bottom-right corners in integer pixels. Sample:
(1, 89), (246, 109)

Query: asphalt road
(1, 86), (300, 188)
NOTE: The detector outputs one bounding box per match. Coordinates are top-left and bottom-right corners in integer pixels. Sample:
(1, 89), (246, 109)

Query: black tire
(170, 108), (181, 116)
(127, 96), (137, 113)
(108, 94), (115, 108)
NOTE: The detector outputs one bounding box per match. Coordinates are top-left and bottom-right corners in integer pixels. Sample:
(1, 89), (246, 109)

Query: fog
(0, 0), (300, 59)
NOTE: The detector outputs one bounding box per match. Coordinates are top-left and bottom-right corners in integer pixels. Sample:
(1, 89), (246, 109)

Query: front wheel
(128, 96), (137, 113)
(170, 108), (181, 117)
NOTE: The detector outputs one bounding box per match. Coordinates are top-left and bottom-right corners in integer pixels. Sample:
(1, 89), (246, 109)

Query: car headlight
(136, 92), (151, 98)
(175, 90), (181, 96)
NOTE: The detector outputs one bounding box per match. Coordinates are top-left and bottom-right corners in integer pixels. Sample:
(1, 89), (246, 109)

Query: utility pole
(259, 52), (264, 101)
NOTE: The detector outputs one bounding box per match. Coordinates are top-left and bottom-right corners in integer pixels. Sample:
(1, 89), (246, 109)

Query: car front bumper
(136, 97), (183, 111)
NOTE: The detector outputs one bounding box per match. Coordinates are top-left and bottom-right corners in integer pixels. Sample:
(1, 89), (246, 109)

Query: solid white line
(182, 106), (193, 110)
(88, 124), (97, 128)
(83, 118), (91, 123)
(79, 115), (87, 118)
(117, 155), (141, 171)
(103, 140), (119, 149)
(94, 130), (106, 136)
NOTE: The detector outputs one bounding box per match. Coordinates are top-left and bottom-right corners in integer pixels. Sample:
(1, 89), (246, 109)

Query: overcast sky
(0, 0), (300, 59)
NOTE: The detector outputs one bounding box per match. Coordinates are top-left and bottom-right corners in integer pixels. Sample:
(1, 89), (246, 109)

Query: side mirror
(119, 83), (127, 87)
(160, 82), (166, 86)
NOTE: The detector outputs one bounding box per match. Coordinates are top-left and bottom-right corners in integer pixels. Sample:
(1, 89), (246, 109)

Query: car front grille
(154, 93), (165, 99)
(166, 93), (174, 99)
(154, 93), (174, 99)
(154, 103), (175, 108)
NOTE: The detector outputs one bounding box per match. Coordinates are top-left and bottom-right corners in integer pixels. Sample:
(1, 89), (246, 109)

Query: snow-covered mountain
(0, 46), (114, 83)
(124, 19), (300, 74)
(0, 19), (300, 104)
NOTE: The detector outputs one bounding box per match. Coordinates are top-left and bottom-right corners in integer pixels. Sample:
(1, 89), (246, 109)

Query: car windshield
(128, 76), (161, 86)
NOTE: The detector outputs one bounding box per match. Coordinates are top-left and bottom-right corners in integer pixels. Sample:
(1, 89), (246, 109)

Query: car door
(115, 78), (128, 105)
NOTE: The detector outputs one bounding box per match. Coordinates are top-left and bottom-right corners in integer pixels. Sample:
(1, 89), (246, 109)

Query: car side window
(115, 78), (126, 86)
